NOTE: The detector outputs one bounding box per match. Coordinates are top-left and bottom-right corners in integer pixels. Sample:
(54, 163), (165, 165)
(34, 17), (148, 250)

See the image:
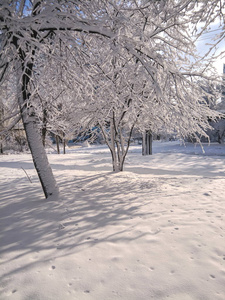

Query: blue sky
(196, 22), (225, 75)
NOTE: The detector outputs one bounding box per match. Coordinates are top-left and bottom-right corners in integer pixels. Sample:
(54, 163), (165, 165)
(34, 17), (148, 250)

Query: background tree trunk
(63, 139), (66, 154)
(55, 135), (60, 154)
(41, 108), (48, 147)
(142, 130), (153, 155)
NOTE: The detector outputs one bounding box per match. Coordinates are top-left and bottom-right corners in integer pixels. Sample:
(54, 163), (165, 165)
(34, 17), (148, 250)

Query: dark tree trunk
(142, 130), (153, 155)
(42, 108), (48, 147)
(63, 139), (66, 154)
(55, 135), (60, 154)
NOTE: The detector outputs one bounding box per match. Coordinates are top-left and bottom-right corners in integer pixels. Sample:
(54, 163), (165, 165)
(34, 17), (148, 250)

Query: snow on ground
(0, 141), (225, 300)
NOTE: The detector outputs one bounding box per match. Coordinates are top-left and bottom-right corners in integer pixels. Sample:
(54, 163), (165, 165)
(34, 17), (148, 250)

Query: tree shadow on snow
(1, 150), (224, 283)
(0, 169), (156, 282)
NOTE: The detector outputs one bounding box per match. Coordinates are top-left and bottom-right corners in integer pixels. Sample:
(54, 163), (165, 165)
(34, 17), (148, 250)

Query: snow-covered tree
(32, 56), (77, 153)
(58, 1), (220, 171)
(0, 0), (223, 195)
(0, 0), (112, 198)
(0, 69), (22, 153)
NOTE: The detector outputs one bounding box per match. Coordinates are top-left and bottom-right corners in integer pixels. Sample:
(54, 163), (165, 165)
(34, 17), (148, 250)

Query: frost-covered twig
(21, 167), (32, 183)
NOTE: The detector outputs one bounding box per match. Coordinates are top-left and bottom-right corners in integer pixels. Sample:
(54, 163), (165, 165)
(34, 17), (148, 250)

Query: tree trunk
(56, 135), (60, 154)
(41, 108), (48, 147)
(110, 122), (119, 171)
(17, 59), (59, 199)
(142, 130), (152, 155)
(63, 139), (66, 154)
(11, 4), (59, 200)
(22, 117), (59, 199)
(109, 118), (135, 172)
(99, 114), (136, 172)
(111, 147), (120, 172)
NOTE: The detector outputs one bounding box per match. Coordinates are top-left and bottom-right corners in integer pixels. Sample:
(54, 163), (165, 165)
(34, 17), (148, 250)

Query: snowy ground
(0, 141), (225, 300)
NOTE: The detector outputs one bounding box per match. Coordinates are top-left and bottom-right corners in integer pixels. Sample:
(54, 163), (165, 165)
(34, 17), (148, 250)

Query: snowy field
(0, 141), (225, 300)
